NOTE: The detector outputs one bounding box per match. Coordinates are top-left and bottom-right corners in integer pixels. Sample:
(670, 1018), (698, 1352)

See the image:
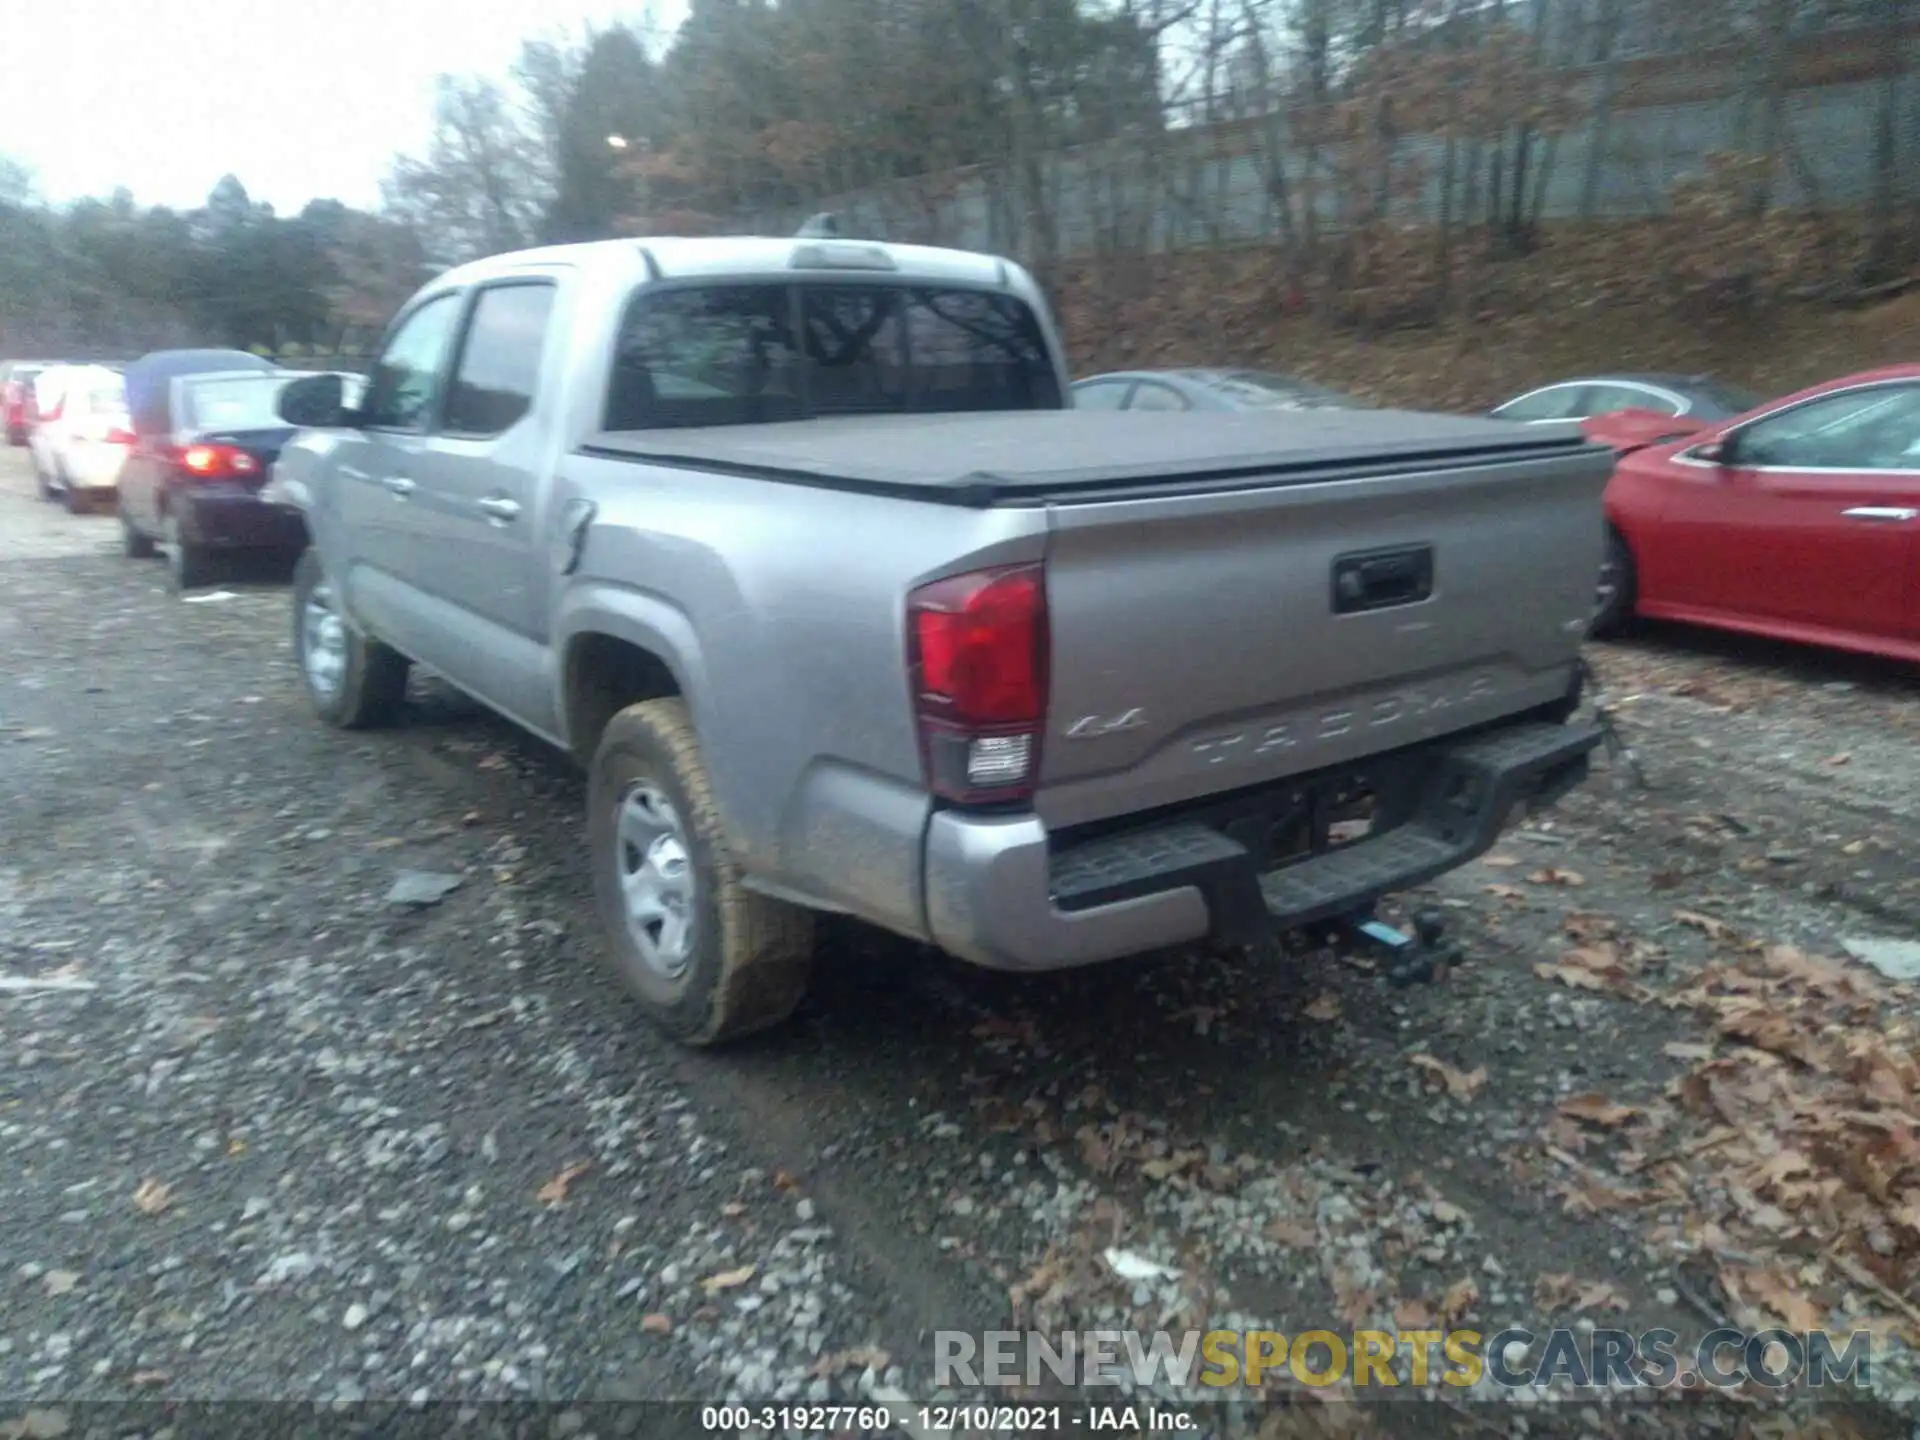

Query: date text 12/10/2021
(699, 1404), (1196, 1432)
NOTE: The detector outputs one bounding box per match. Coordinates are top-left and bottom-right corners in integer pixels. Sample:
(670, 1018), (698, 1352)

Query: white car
(29, 364), (132, 512)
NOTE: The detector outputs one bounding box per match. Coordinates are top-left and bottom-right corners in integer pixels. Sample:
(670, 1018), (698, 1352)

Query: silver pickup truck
(269, 234), (1610, 1045)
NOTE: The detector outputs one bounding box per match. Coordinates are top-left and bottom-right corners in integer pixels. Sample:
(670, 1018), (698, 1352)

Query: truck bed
(579, 409), (1600, 507)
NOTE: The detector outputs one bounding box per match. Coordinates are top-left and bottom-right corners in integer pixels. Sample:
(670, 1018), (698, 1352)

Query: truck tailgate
(1037, 447), (1609, 829)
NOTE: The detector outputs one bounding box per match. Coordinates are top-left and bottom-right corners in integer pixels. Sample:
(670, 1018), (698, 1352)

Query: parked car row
(5, 347), (365, 587)
(1072, 362), (1919, 664)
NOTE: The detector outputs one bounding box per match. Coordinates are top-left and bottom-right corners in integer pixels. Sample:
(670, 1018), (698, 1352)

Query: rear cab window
(604, 281), (1059, 431)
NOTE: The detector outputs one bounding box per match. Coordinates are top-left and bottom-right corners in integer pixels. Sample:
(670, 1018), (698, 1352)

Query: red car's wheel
(1589, 527), (1637, 639)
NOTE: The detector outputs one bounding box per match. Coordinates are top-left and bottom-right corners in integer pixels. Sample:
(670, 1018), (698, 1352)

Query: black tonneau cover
(579, 409), (1601, 508)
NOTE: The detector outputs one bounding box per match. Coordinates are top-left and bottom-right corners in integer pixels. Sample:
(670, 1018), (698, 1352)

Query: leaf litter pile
(1535, 930), (1920, 1358)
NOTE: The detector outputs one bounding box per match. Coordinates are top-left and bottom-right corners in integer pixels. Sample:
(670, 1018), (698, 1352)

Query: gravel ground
(2, 447), (1915, 1438)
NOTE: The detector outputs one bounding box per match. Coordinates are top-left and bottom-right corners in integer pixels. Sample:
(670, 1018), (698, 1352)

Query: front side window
(604, 281), (1058, 431)
(1493, 386), (1584, 422)
(1732, 385), (1920, 471)
(444, 283), (557, 436)
(361, 292), (463, 431)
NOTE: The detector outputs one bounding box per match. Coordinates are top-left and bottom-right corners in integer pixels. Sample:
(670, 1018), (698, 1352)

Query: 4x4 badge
(1064, 708), (1146, 740)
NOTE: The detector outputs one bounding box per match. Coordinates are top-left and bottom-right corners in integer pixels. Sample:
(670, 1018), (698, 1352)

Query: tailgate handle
(1332, 546), (1434, 615)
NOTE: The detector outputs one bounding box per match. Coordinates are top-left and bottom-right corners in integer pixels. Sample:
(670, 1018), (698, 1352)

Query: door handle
(382, 475), (416, 498)
(1841, 507), (1918, 522)
(477, 495), (521, 523)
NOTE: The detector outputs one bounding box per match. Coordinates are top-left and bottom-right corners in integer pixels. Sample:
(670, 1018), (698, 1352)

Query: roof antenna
(795, 212), (841, 239)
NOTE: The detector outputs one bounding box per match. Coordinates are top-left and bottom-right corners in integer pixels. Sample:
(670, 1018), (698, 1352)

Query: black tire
(62, 479), (89, 515)
(1588, 526), (1637, 639)
(291, 548), (410, 728)
(163, 509), (218, 591)
(120, 500), (156, 559)
(589, 698), (813, 1046)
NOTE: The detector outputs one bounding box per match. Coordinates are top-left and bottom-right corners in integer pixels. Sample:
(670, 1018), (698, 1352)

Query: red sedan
(1596, 364), (1920, 663)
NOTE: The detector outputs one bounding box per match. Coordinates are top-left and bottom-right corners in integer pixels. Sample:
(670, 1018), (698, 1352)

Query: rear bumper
(176, 487), (309, 551)
(924, 716), (1602, 972)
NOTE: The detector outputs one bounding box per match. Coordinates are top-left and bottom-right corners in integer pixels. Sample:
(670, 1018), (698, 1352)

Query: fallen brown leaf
(1674, 909), (1737, 942)
(1528, 867), (1586, 887)
(640, 1313), (673, 1335)
(701, 1264), (757, 1295)
(772, 1169), (800, 1191)
(1534, 962), (1609, 992)
(536, 1160), (592, 1206)
(1558, 1093), (1641, 1128)
(1825, 752), (1851, 766)
(1485, 884), (1528, 901)
(1439, 1278), (1479, 1325)
(132, 1178), (173, 1215)
(1733, 1267), (1828, 1332)
(813, 1346), (892, 1378)
(1411, 1053), (1488, 1099)
(1265, 1217), (1317, 1248)
(1393, 1298), (1437, 1329)
(1303, 993), (1342, 1023)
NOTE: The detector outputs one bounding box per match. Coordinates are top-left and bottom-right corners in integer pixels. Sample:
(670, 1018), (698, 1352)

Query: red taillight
(174, 443), (260, 479)
(908, 563), (1048, 805)
(104, 426), (135, 445)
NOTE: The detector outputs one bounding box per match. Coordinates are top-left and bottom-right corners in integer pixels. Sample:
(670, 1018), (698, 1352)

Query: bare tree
(382, 76), (550, 263)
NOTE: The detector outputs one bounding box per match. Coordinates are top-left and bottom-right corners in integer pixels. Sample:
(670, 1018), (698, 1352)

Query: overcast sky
(6, 0), (683, 215)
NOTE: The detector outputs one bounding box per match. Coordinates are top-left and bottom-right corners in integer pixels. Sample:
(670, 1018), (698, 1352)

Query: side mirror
(277, 371), (353, 429)
(1691, 439), (1729, 465)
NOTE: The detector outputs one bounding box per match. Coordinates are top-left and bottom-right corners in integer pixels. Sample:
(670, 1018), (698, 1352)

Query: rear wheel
(589, 698), (813, 1046)
(1589, 526), (1637, 639)
(291, 548), (410, 728)
(163, 510), (217, 591)
(62, 480), (89, 515)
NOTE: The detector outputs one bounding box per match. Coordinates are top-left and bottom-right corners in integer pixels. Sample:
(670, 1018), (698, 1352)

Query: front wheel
(589, 698), (813, 1046)
(291, 548), (410, 728)
(1589, 527), (1637, 639)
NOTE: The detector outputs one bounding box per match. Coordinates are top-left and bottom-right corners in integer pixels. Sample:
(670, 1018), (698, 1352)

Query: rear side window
(1128, 381), (1191, 412)
(1582, 383), (1676, 416)
(444, 283), (556, 436)
(1073, 381), (1132, 410)
(604, 282), (1059, 430)
(362, 293), (464, 430)
(1494, 386), (1585, 422)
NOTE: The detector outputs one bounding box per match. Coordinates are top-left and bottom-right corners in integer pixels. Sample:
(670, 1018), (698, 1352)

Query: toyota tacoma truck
(268, 232), (1610, 1045)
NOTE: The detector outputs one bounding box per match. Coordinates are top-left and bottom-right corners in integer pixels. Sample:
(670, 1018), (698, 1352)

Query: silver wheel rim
(302, 580), (348, 700)
(615, 781), (696, 979)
